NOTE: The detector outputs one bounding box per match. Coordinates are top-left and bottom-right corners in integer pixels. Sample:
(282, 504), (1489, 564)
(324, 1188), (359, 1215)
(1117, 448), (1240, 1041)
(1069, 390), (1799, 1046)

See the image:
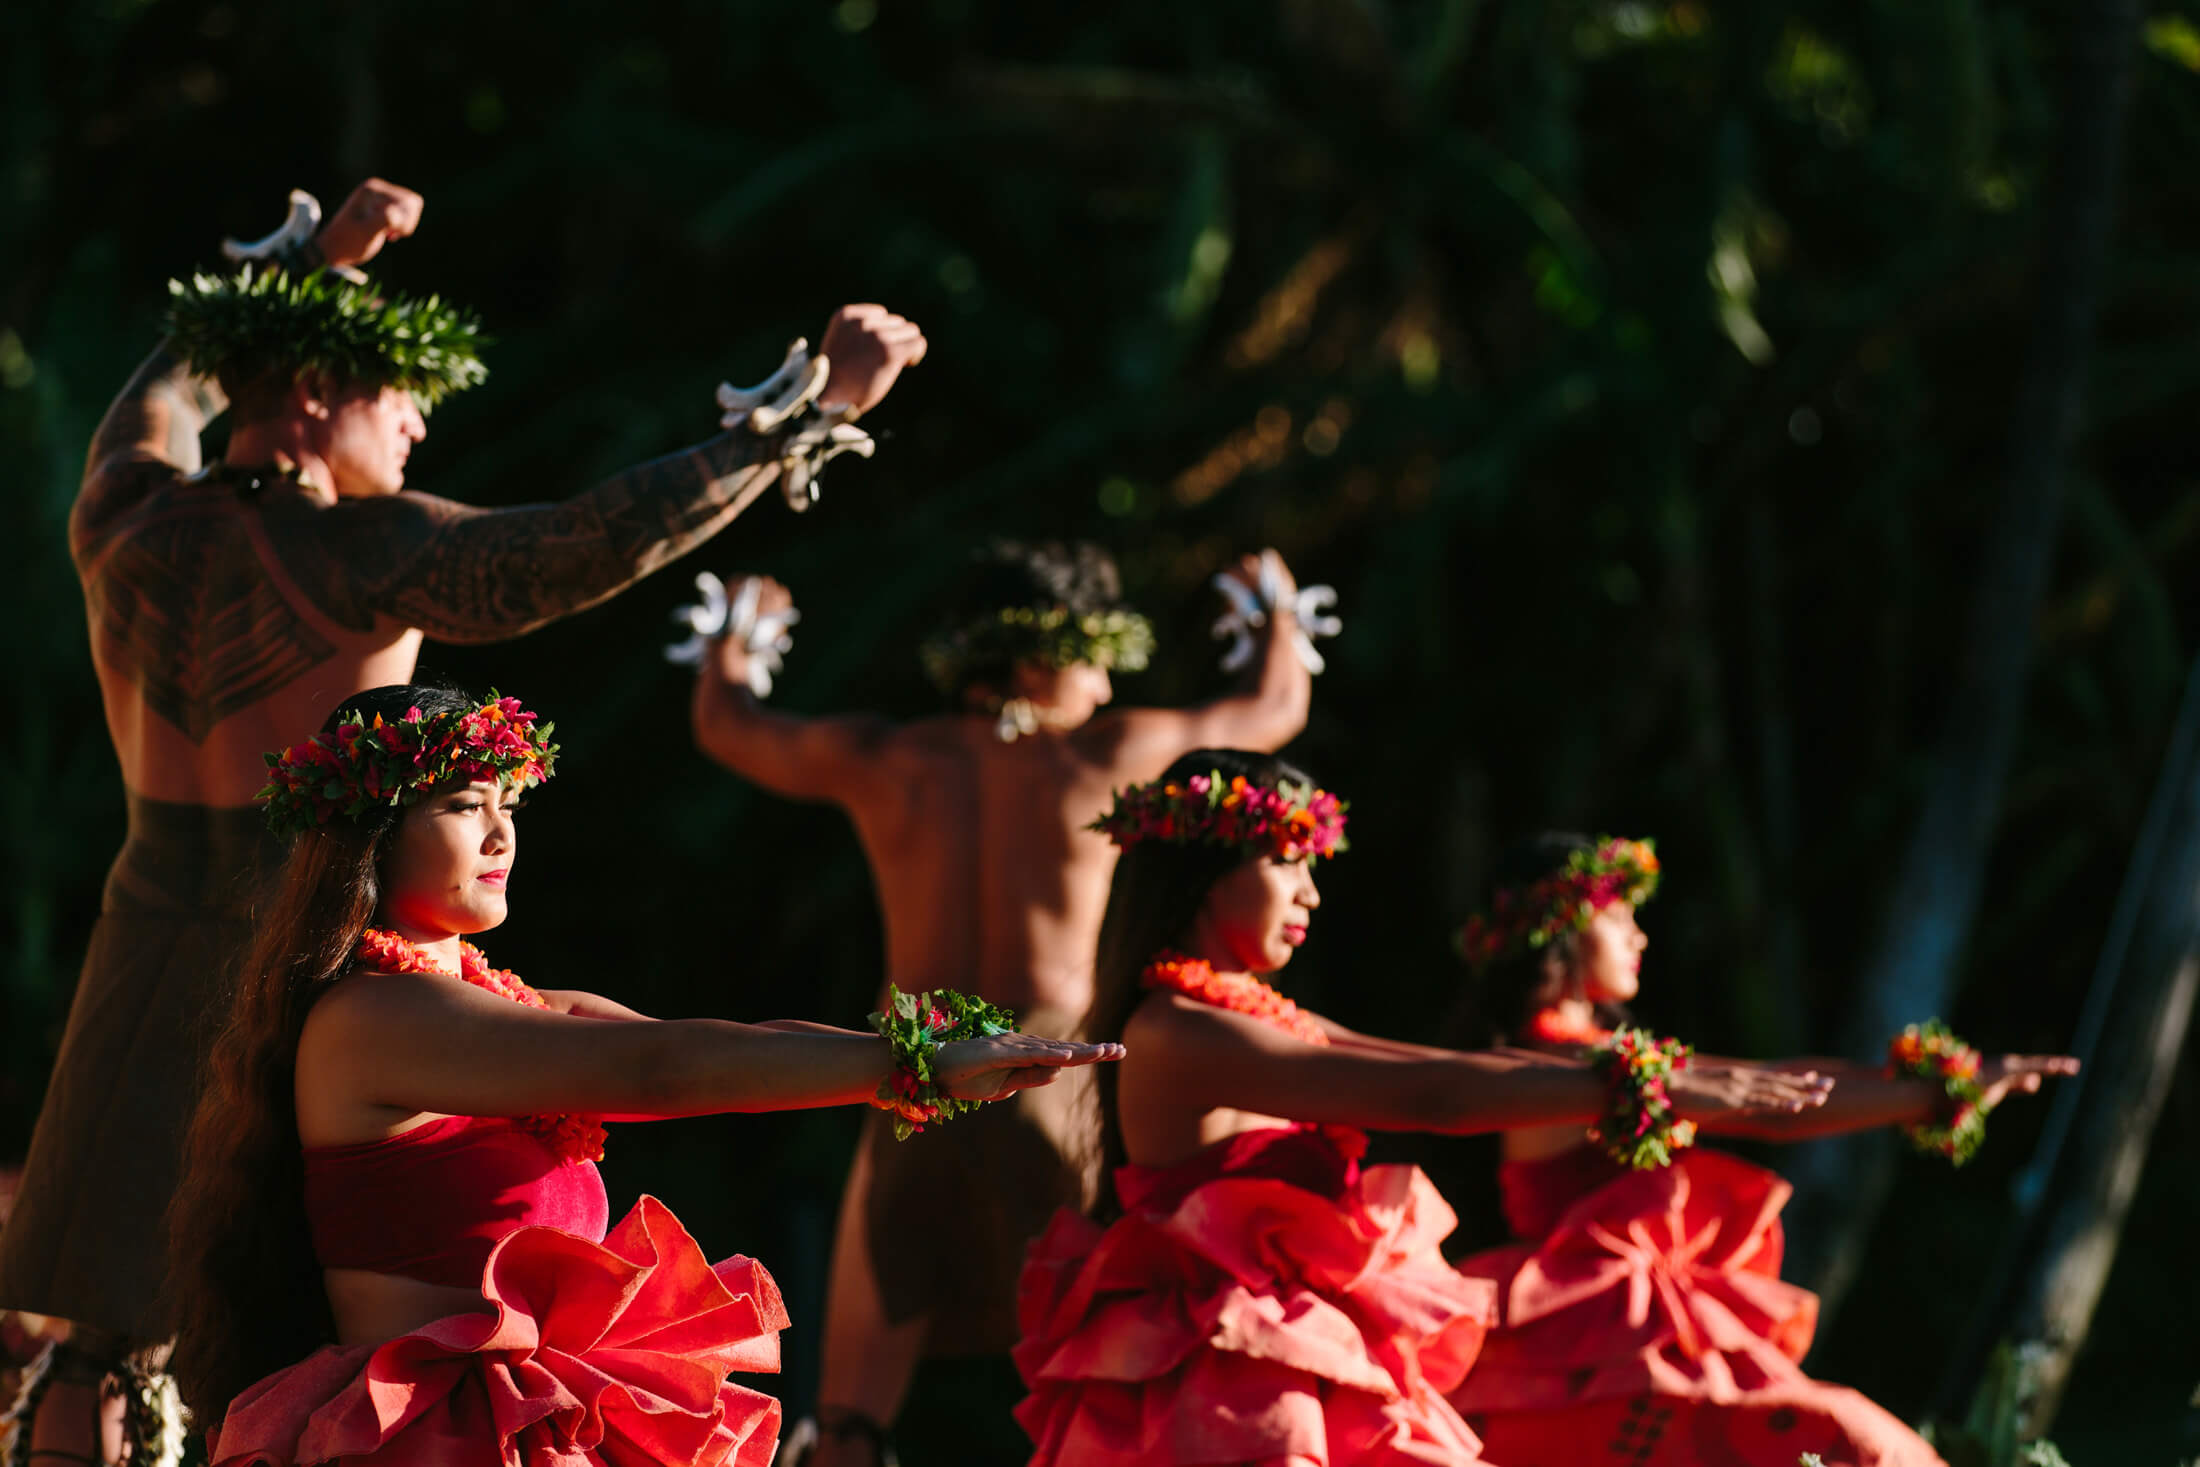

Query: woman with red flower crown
(162, 682), (1123, 1467)
(1442, 832), (2077, 1467)
(1012, 751), (1837, 1466)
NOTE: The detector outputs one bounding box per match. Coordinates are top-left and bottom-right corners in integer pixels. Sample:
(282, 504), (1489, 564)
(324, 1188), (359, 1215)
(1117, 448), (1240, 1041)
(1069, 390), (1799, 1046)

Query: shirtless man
(0, 178), (926, 1463)
(687, 541), (1316, 1465)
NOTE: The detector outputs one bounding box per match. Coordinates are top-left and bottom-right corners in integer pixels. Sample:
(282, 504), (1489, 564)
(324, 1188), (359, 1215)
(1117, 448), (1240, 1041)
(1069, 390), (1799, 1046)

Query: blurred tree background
(4, 0), (2198, 1461)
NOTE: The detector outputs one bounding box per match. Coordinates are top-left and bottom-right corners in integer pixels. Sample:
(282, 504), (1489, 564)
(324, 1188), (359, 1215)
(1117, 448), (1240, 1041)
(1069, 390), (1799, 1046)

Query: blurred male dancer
(689, 542), (1317, 1466)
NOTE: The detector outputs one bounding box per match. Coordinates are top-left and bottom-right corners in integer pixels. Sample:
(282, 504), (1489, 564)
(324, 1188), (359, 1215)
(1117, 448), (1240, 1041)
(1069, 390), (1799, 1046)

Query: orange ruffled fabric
(1015, 1124), (1497, 1466)
(1450, 1148), (1944, 1467)
(213, 1197), (789, 1467)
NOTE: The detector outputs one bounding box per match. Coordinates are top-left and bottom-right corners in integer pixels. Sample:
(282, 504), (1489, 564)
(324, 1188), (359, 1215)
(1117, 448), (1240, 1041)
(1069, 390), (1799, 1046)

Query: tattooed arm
(275, 430), (792, 642)
(68, 344), (228, 558)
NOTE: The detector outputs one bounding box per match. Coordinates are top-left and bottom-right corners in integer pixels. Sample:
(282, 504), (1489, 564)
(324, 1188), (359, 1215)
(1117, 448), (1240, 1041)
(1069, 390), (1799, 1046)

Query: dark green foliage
(3, 2), (2196, 1460)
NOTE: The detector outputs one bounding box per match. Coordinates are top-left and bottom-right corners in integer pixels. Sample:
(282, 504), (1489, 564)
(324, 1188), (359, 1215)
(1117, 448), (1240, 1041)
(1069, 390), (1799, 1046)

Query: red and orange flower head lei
(258, 691), (558, 837)
(1456, 836), (1660, 972)
(1088, 770), (1348, 862)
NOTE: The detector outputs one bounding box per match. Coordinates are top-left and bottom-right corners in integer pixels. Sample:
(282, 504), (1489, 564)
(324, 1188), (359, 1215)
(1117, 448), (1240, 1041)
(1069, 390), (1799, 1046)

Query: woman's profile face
(1185, 854), (1320, 974)
(1572, 901), (1646, 1004)
(378, 780), (520, 940)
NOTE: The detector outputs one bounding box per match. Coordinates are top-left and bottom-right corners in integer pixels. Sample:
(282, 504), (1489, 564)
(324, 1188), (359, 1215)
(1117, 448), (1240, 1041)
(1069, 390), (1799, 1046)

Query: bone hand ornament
(220, 188), (366, 281)
(1211, 552), (1342, 675)
(715, 339), (877, 513)
(664, 572), (800, 697)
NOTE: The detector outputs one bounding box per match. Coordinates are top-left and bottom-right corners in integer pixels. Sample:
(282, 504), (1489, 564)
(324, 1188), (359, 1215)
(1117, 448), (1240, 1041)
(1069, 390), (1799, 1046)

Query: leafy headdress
(166, 265), (487, 410)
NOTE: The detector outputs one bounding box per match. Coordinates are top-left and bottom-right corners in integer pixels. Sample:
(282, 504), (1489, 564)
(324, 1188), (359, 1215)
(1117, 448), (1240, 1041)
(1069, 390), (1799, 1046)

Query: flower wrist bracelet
(1586, 1027), (1698, 1170)
(867, 984), (1018, 1141)
(1887, 1019), (1988, 1165)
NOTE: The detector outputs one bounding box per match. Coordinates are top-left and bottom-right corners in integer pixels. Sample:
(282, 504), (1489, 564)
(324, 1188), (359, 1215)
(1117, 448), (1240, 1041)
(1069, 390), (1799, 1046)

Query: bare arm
(1696, 1052), (2077, 1142)
(275, 432), (788, 643)
(1104, 551), (1313, 766)
(272, 304), (927, 644)
(73, 178), (421, 557)
(534, 989), (653, 1020)
(69, 344), (229, 556)
(1128, 996), (1827, 1136)
(689, 604), (894, 804)
(303, 974), (1119, 1122)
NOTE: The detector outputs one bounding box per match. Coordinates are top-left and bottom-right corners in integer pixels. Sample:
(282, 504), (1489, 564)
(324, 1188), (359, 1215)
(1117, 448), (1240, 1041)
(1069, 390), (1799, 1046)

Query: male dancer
(0, 178), (925, 1462)
(688, 542), (1316, 1466)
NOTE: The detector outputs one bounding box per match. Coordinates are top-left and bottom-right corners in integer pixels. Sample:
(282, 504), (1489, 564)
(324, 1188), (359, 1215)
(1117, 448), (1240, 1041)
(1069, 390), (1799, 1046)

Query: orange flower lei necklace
(1142, 952), (1330, 1047)
(1524, 1005), (1616, 1049)
(354, 927), (608, 1165)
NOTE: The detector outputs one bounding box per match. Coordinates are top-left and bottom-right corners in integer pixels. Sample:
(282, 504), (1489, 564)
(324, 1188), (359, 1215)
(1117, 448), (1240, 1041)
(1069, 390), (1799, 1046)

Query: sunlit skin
(283, 777), (1122, 1353)
(374, 780), (519, 958)
(1183, 855), (1321, 974)
(1505, 898), (2078, 1163)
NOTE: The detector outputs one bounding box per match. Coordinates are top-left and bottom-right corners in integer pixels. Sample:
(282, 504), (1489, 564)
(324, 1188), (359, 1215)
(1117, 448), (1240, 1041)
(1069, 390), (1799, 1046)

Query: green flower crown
(919, 603), (1155, 695)
(166, 265), (488, 410)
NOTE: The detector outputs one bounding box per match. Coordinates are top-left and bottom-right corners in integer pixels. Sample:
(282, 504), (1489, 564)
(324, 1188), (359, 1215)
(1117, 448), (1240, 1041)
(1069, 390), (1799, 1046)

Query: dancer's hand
(935, 1034), (1126, 1103)
(818, 304), (928, 417)
(1977, 1054), (2081, 1109)
(1670, 1061), (1834, 1122)
(1217, 549), (1299, 610)
(700, 575), (792, 691)
(316, 178), (423, 269)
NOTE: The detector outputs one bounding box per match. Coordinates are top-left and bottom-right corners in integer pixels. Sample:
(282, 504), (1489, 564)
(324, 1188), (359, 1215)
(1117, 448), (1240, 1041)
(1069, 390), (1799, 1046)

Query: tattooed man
(0, 178), (924, 1463)
(688, 542), (1313, 1467)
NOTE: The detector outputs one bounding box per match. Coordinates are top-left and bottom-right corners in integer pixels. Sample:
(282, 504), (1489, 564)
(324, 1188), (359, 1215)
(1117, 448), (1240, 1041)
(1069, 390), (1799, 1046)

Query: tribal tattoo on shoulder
(83, 476), (338, 743)
(267, 431), (782, 644)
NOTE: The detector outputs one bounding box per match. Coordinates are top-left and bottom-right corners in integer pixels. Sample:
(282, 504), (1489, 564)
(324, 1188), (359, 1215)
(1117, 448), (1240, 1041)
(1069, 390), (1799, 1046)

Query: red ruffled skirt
(1451, 1149), (1944, 1467)
(212, 1197), (789, 1467)
(1014, 1125), (1496, 1465)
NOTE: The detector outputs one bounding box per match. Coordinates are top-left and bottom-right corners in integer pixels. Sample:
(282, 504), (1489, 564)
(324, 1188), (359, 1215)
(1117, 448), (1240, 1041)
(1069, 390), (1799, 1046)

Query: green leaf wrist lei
(868, 985), (1020, 1141)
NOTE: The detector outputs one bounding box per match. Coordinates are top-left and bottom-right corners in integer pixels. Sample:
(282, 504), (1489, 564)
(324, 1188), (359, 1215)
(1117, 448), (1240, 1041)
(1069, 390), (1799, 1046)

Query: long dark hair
(167, 684), (474, 1424)
(1083, 747), (1317, 1219)
(1444, 831), (1625, 1047)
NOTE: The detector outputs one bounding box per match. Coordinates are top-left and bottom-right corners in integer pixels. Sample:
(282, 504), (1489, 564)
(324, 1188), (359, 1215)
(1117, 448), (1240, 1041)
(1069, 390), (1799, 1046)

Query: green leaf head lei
(919, 603), (1156, 697)
(166, 264), (488, 411)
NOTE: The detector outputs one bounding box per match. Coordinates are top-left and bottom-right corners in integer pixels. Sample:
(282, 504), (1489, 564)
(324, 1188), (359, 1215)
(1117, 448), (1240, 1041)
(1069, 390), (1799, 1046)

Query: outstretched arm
(273, 306), (926, 644)
(305, 972), (1122, 1124)
(1127, 995), (1829, 1136)
(1105, 550), (1313, 768)
(1694, 1052), (2076, 1142)
(688, 576), (894, 803)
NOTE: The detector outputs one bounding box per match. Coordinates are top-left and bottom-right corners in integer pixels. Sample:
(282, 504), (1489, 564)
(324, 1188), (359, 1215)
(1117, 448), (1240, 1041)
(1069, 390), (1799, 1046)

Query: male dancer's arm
(688, 579), (893, 803)
(273, 307), (925, 644)
(1103, 550), (1314, 764)
(68, 345), (230, 561)
(69, 178), (422, 563)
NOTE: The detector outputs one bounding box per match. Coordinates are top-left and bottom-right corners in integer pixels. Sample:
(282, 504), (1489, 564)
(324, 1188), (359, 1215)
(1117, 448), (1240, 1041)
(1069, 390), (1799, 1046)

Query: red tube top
(303, 1115), (609, 1288)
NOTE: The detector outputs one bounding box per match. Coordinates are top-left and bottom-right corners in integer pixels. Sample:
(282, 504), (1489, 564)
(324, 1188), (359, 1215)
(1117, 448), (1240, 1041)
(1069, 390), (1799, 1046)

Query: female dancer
(1012, 752), (1832, 1466)
(1445, 832), (2076, 1467)
(163, 684), (1121, 1467)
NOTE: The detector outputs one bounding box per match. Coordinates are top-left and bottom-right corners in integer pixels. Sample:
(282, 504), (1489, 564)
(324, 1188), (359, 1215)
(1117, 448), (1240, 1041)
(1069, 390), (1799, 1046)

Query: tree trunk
(1780, 0), (2146, 1312)
(1932, 650), (2200, 1428)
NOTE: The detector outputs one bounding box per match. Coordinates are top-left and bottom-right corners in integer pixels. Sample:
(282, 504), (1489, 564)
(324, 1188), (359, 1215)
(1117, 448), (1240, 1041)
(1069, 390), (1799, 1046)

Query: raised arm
(72, 179), (423, 557)
(1106, 550), (1313, 765)
(1128, 996), (1830, 1137)
(683, 573), (895, 803)
(303, 972), (1118, 1124)
(271, 306), (926, 644)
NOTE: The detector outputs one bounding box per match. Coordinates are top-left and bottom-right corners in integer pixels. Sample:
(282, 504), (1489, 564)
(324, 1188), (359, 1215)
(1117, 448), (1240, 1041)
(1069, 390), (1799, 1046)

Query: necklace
(1141, 952), (1330, 1047)
(354, 928), (608, 1164)
(1525, 1004), (1614, 1049)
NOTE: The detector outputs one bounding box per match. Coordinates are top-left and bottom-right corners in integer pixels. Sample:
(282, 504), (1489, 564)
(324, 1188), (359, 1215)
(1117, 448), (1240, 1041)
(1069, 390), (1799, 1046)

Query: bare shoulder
(297, 969), (490, 1054)
(1120, 990), (1262, 1060)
